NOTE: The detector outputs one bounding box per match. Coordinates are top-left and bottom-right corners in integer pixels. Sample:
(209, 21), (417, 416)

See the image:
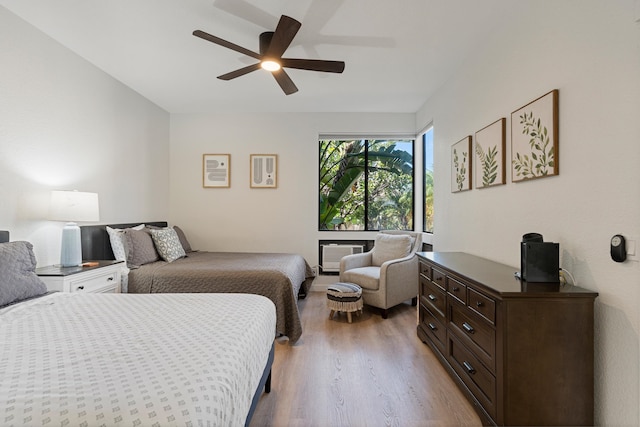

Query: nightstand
(36, 260), (125, 293)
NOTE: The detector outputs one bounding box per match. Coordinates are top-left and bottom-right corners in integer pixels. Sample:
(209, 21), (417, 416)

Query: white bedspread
(0, 292), (276, 426)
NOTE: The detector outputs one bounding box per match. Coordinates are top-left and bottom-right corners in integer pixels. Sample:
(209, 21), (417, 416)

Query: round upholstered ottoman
(327, 282), (363, 323)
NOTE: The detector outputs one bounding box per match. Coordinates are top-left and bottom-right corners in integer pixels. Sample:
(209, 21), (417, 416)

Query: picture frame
(451, 136), (472, 193)
(202, 154), (230, 188)
(511, 89), (559, 182)
(250, 154), (278, 188)
(475, 118), (506, 189)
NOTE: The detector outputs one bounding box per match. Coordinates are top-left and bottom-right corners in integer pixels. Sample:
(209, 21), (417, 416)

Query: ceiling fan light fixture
(193, 15), (344, 94)
(261, 60), (281, 72)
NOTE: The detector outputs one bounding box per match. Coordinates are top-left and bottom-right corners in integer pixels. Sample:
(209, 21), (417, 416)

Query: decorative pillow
(0, 241), (47, 307)
(172, 225), (193, 253)
(150, 228), (186, 262)
(106, 224), (144, 261)
(122, 228), (160, 268)
(371, 234), (412, 267)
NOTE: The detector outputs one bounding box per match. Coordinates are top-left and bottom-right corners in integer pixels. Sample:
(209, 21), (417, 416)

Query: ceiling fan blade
(193, 30), (261, 60)
(271, 69), (298, 95)
(280, 58), (345, 73)
(217, 63), (262, 80)
(265, 15), (302, 59)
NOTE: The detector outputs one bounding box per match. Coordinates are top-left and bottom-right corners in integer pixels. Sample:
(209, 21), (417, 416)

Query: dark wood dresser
(416, 252), (597, 426)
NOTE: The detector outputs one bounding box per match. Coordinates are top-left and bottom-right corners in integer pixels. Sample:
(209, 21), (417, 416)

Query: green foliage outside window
(423, 128), (434, 233)
(423, 168), (434, 232)
(319, 139), (413, 231)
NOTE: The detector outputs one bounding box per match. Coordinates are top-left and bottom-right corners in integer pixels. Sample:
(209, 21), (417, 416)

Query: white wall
(0, 7), (170, 266)
(169, 112), (415, 265)
(415, 0), (640, 425)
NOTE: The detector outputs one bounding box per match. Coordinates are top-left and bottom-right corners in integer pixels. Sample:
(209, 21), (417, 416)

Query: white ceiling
(1, 0), (521, 114)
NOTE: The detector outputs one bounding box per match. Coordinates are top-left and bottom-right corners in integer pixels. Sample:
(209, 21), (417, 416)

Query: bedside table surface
(36, 260), (124, 276)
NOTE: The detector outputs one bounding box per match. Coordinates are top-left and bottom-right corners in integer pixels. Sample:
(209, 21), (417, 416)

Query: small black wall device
(520, 233), (559, 283)
(610, 234), (626, 262)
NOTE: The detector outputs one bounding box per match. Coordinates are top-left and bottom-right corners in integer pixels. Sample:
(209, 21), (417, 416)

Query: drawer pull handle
(107, 277), (114, 281)
(452, 287), (459, 292)
(462, 322), (475, 334)
(476, 301), (484, 307)
(428, 322), (437, 331)
(435, 276), (444, 282)
(428, 294), (437, 301)
(463, 361), (476, 374)
(77, 286), (85, 291)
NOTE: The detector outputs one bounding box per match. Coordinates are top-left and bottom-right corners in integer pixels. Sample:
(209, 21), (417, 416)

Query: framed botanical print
(203, 154), (230, 188)
(250, 154), (277, 188)
(475, 118), (506, 188)
(451, 136), (472, 193)
(511, 89), (559, 182)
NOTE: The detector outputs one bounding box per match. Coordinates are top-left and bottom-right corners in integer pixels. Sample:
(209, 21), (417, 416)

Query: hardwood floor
(250, 291), (482, 427)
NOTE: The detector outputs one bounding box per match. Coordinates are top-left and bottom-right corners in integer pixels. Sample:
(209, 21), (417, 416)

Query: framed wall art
(451, 136), (472, 193)
(475, 118), (506, 189)
(511, 89), (559, 182)
(202, 154), (230, 188)
(250, 154), (277, 188)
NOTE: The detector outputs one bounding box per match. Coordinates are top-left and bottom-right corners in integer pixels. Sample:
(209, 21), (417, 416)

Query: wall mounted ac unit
(321, 244), (364, 272)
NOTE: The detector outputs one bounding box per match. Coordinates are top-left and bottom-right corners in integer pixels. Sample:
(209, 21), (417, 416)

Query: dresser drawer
(419, 262), (432, 280)
(449, 301), (496, 372)
(431, 267), (446, 290)
(420, 276), (446, 318)
(448, 334), (497, 420)
(447, 276), (467, 304)
(68, 271), (119, 293)
(468, 288), (496, 324)
(419, 305), (447, 354)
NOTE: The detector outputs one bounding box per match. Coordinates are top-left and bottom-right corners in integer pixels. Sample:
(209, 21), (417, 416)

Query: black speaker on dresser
(520, 233), (559, 283)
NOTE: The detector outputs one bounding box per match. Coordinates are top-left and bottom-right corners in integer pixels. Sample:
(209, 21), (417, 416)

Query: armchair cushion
(340, 266), (380, 290)
(371, 234), (412, 266)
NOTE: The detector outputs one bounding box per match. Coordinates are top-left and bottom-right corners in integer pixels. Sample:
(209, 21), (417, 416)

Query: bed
(81, 222), (314, 343)
(0, 231), (276, 426)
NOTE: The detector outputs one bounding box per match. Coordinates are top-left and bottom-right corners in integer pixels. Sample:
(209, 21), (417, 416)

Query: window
(319, 138), (414, 231)
(423, 127), (434, 233)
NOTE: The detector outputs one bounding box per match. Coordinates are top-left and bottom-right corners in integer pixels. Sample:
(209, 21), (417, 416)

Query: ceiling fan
(193, 15), (345, 95)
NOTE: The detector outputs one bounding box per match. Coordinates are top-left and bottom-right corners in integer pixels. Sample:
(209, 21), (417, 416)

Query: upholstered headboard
(80, 222), (168, 261)
(0, 231), (9, 243)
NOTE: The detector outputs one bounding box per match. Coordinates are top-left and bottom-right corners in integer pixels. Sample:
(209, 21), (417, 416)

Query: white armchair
(339, 231), (422, 318)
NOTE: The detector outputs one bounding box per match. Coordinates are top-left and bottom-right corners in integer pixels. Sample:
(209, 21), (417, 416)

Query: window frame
(318, 137), (415, 232)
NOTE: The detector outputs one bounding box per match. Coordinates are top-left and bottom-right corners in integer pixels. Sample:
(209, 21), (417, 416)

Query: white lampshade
(49, 191), (100, 267)
(49, 191), (100, 222)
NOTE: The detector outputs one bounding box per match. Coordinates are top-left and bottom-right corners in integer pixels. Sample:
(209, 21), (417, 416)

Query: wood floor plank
(250, 291), (482, 427)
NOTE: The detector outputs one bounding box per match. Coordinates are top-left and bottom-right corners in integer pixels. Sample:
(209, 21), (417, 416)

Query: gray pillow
(150, 228), (186, 262)
(173, 226), (193, 253)
(123, 229), (160, 268)
(0, 241), (47, 306)
(106, 224), (144, 261)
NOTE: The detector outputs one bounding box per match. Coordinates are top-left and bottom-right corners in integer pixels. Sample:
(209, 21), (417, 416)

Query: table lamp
(49, 190), (99, 267)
